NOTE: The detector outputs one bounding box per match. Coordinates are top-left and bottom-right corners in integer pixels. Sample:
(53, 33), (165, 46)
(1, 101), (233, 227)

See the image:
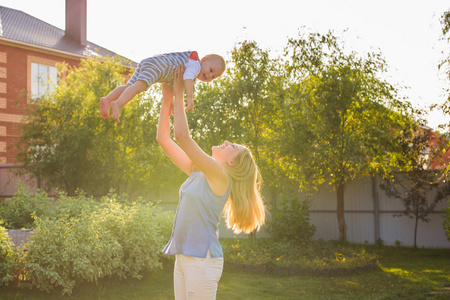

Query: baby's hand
(186, 96), (194, 111)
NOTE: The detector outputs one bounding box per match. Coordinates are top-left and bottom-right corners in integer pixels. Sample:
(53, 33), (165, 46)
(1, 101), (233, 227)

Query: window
(31, 62), (58, 99)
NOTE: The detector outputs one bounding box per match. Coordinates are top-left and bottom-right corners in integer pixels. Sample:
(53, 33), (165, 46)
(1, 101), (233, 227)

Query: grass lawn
(0, 245), (449, 299)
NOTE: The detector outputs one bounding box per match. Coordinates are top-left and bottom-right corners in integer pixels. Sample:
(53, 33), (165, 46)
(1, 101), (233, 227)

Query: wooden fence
(0, 164), (38, 201)
(304, 176), (449, 248)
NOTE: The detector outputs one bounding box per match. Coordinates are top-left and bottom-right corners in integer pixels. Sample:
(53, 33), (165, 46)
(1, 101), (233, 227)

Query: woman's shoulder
(204, 172), (230, 197)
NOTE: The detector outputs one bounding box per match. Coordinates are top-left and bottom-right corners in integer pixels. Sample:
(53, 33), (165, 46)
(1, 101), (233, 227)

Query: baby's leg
(100, 85), (128, 118)
(111, 80), (148, 123)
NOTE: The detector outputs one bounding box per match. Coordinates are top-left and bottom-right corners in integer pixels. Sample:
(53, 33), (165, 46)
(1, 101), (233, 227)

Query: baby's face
(198, 58), (224, 82)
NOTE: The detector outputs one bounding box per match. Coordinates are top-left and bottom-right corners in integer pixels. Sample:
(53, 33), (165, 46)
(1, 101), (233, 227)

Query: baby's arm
(184, 79), (194, 110)
(183, 56), (201, 111)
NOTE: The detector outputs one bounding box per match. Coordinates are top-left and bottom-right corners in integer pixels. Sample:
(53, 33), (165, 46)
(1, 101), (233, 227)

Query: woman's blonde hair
(223, 146), (266, 234)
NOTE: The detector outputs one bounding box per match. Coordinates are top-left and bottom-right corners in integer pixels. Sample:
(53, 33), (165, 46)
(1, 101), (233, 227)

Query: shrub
(89, 197), (173, 280)
(25, 194), (173, 295)
(0, 184), (54, 229)
(0, 221), (18, 286)
(266, 195), (316, 245)
(52, 189), (98, 219)
(0, 185), (102, 229)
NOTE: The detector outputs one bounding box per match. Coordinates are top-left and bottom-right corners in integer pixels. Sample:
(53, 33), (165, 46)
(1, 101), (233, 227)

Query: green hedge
(0, 184), (54, 229)
(25, 196), (173, 295)
(0, 187), (174, 295)
(0, 222), (17, 285)
(0, 184), (101, 230)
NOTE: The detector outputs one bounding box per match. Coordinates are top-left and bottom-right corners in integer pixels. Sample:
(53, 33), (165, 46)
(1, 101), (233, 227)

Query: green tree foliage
(226, 41), (287, 191)
(186, 72), (244, 149)
(15, 57), (183, 198)
(438, 10), (450, 130)
(277, 31), (411, 241)
(0, 222), (17, 286)
(226, 41), (277, 156)
(189, 41), (287, 191)
(189, 42), (294, 240)
(13, 38), (419, 244)
(190, 43), (275, 149)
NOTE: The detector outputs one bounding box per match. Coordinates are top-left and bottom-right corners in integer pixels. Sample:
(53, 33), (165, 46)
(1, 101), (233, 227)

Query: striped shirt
(128, 51), (200, 86)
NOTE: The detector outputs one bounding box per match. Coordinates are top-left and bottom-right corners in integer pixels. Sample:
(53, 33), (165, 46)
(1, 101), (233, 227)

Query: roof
(0, 5), (136, 65)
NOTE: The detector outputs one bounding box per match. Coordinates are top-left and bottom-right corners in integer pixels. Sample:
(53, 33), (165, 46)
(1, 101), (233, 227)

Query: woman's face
(212, 141), (243, 166)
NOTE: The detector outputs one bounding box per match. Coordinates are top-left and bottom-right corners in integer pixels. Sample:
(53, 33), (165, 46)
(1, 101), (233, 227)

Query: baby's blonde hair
(205, 54), (226, 76)
(223, 146), (266, 234)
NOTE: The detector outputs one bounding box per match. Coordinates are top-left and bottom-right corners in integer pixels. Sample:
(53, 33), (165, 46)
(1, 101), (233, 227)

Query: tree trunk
(337, 184), (347, 242)
(414, 214), (419, 248)
(413, 198), (419, 248)
(413, 216), (418, 248)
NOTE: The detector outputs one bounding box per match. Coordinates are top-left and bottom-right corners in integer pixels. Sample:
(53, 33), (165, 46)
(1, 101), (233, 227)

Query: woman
(156, 66), (266, 299)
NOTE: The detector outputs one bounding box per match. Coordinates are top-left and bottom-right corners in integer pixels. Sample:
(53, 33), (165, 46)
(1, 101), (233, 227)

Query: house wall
(0, 42), (79, 164)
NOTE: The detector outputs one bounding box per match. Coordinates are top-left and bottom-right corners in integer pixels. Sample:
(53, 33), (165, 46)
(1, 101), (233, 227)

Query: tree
(278, 31), (411, 241)
(438, 10), (450, 131)
(16, 57), (183, 198)
(189, 41), (286, 189)
(380, 125), (450, 248)
(187, 41), (287, 238)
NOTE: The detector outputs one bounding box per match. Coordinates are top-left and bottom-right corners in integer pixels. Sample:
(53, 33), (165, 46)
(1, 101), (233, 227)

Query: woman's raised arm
(171, 66), (229, 191)
(156, 82), (193, 175)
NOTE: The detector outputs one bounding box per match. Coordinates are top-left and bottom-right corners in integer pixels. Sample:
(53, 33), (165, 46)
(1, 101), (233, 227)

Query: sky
(1, 0), (450, 130)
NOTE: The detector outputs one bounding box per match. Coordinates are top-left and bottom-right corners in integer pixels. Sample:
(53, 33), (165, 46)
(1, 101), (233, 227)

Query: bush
(0, 185), (104, 229)
(52, 189), (98, 219)
(0, 184), (54, 229)
(25, 194), (173, 295)
(89, 197), (173, 280)
(0, 222), (18, 286)
(0, 187), (175, 294)
(266, 195), (316, 245)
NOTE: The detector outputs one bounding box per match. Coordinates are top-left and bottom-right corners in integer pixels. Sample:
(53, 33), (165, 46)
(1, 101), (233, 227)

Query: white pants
(174, 252), (224, 300)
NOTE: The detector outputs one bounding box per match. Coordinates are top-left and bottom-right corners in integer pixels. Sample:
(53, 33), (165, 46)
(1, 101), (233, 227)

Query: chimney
(65, 0), (87, 46)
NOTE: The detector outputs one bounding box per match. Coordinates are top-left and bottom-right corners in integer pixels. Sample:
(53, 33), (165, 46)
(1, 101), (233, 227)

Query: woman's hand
(161, 83), (174, 115)
(173, 65), (185, 97)
(161, 83), (173, 103)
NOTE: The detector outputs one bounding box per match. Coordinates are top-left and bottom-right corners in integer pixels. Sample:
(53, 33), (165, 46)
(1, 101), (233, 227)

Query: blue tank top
(162, 170), (230, 258)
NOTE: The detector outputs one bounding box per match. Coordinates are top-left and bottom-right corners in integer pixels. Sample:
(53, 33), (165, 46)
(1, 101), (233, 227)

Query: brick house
(0, 0), (134, 197)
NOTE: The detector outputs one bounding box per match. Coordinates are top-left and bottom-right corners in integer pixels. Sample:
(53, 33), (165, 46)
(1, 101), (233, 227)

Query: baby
(100, 51), (226, 123)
